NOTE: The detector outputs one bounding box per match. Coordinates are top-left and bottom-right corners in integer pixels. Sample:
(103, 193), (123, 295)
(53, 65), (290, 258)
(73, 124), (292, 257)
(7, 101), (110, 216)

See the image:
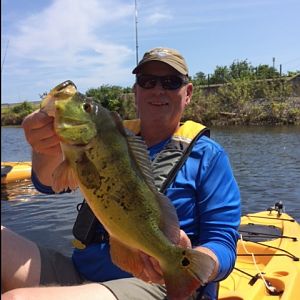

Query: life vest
(123, 119), (209, 192)
(72, 120), (209, 249)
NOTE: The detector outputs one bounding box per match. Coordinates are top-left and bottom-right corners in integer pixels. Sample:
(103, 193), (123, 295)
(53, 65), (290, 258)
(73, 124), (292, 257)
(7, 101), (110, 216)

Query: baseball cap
(132, 47), (189, 75)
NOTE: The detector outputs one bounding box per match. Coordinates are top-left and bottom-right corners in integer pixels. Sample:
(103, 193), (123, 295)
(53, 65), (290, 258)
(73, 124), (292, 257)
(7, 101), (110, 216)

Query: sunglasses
(136, 74), (189, 90)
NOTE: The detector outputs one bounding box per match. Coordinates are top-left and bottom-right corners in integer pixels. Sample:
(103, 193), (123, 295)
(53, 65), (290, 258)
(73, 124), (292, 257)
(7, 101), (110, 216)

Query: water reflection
(1, 180), (39, 202)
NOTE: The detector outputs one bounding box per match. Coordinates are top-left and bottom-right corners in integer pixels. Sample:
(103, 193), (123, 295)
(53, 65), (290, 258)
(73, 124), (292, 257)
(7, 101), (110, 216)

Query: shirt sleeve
(196, 145), (241, 282)
(31, 170), (55, 194)
(31, 170), (71, 194)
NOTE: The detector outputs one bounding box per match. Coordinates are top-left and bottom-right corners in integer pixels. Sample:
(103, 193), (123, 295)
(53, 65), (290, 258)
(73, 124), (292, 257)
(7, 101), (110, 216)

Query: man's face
(134, 61), (193, 128)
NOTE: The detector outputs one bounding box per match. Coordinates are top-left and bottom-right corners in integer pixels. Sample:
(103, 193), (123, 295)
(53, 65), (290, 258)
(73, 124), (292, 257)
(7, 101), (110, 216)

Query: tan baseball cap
(132, 47), (189, 75)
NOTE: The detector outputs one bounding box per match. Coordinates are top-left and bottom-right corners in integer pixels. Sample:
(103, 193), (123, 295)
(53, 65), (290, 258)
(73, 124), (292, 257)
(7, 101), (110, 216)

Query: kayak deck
(219, 204), (300, 300)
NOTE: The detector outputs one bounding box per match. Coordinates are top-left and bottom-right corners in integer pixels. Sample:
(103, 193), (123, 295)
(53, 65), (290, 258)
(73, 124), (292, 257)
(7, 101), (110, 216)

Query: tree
(192, 72), (207, 85)
(229, 59), (253, 80)
(85, 85), (133, 115)
(255, 64), (280, 79)
(209, 66), (230, 84)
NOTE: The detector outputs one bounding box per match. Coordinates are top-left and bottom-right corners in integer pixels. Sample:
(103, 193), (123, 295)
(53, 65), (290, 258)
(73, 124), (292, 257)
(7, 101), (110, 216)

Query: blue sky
(2, 0), (300, 104)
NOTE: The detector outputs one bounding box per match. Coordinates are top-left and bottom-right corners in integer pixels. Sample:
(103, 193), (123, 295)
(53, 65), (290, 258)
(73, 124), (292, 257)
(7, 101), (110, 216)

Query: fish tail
(162, 247), (215, 300)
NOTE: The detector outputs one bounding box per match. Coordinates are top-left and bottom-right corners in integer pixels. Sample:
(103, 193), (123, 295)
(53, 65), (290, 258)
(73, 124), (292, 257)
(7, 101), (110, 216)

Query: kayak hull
(1, 161), (32, 184)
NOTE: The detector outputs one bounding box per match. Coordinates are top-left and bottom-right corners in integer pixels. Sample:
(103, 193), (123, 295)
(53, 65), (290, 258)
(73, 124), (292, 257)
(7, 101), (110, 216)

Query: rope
(239, 234), (281, 295)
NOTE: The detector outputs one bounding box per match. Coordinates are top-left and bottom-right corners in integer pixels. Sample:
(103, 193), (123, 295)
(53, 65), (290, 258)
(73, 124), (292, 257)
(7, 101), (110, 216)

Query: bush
(1, 101), (37, 126)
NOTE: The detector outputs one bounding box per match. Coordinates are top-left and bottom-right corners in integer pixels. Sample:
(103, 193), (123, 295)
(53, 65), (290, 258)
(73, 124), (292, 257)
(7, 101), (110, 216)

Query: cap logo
(149, 49), (170, 58)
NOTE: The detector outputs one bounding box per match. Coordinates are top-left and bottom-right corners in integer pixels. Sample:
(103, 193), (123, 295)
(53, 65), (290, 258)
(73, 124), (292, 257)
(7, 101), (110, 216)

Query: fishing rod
(1, 39), (9, 74)
(134, 0), (139, 65)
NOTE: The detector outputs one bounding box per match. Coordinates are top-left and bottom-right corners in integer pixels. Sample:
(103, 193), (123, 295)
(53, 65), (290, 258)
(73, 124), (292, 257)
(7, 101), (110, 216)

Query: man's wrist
(194, 246), (219, 281)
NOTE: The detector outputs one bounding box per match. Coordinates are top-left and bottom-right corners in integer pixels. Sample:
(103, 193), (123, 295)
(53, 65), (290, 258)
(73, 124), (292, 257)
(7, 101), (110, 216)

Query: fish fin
(112, 111), (180, 245)
(163, 247), (215, 300)
(109, 236), (144, 276)
(52, 160), (78, 193)
(111, 111), (157, 191)
(127, 135), (157, 187)
(110, 110), (155, 185)
(110, 111), (129, 137)
(156, 193), (180, 245)
(124, 125), (181, 245)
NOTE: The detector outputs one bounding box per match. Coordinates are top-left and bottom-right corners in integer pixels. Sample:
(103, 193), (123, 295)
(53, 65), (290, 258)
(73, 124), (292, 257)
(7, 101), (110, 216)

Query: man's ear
(185, 83), (193, 105)
(132, 83), (138, 107)
(132, 83), (137, 94)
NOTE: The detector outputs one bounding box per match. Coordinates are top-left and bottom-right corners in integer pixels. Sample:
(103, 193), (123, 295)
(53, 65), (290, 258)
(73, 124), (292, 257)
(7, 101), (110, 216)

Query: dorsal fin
(112, 113), (180, 245)
(110, 111), (156, 188)
(127, 135), (156, 188)
(110, 111), (128, 137)
(126, 132), (180, 245)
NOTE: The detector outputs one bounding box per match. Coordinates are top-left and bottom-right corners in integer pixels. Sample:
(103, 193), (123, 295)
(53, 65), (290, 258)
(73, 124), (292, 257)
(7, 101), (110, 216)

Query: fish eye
(83, 102), (92, 113)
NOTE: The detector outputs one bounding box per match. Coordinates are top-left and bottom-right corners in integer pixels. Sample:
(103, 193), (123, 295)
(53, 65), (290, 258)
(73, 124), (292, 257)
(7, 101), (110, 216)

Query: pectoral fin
(52, 159), (78, 193)
(110, 237), (144, 277)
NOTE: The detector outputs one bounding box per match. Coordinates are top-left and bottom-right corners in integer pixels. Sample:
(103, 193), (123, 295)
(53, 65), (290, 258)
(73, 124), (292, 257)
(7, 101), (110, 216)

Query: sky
(2, 0), (300, 104)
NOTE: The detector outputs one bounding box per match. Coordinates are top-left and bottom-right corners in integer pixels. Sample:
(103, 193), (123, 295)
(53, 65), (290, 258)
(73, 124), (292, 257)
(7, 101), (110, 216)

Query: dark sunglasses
(136, 74), (189, 90)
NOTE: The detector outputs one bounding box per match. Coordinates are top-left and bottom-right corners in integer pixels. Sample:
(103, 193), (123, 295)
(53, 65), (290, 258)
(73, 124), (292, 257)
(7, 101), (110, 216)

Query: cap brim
(132, 59), (187, 75)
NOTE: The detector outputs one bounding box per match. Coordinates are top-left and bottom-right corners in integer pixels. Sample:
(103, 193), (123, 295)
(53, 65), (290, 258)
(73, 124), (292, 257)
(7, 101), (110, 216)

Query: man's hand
(135, 230), (192, 284)
(22, 109), (62, 156)
(22, 109), (64, 187)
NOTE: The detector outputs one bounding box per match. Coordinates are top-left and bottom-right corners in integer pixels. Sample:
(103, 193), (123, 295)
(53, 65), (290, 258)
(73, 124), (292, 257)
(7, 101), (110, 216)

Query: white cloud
(145, 12), (172, 25)
(4, 0), (134, 100)
(13, 0), (132, 57)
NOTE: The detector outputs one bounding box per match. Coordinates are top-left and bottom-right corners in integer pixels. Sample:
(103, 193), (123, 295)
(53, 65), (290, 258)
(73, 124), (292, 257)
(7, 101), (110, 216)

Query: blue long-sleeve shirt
(32, 134), (241, 299)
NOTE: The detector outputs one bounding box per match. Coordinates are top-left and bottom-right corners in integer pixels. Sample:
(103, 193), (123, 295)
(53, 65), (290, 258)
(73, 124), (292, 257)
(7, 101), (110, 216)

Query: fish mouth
(56, 122), (88, 129)
(55, 115), (88, 128)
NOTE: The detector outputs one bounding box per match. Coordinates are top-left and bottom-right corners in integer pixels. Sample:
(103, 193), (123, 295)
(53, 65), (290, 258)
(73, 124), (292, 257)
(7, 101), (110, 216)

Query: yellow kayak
(1, 161), (32, 184)
(219, 203), (300, 300)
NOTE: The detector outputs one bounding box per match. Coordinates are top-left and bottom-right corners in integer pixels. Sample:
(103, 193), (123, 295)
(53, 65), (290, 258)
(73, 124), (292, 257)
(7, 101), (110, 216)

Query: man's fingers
(178, 229), (192, 248)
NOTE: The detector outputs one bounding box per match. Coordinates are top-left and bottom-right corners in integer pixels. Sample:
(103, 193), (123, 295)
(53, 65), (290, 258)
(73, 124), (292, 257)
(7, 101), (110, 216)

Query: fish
(44, 81), (215, 300)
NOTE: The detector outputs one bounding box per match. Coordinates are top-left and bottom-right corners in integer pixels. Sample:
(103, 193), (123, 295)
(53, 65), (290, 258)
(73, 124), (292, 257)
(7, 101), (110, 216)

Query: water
(1, 127), (82, 255)
(1, 126), (300, 256)
(211, 126), (300, 218)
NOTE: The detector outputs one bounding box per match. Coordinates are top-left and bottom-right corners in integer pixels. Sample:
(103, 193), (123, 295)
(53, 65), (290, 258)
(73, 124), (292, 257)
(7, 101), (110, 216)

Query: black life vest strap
(158, 127), (210, 193)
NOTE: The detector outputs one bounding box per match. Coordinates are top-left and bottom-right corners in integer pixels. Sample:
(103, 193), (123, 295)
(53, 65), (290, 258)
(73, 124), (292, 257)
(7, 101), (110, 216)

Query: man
(2, 47), (241, 300)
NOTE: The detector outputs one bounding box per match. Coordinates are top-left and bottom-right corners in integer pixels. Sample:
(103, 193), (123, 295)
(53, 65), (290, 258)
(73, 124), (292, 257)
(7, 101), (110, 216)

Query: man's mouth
(149, 102), (169, 106)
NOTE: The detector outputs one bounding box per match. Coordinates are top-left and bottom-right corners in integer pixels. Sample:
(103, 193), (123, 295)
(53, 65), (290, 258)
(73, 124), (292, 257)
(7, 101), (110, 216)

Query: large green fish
(41, 81), (215, 300)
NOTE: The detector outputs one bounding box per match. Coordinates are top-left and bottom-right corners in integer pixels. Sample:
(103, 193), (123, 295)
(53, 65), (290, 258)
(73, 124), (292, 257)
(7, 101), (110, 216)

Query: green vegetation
(85, 85), (136, 120)
(1, 101), (39, 126)
(185, 77), (299, 126)
(2, 60), (300, 126)
(186, 60), (300, 125)
(192, 59), (298, 85)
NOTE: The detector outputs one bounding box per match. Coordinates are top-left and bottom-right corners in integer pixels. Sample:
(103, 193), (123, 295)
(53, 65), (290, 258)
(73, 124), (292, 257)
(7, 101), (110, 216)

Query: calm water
(1, 126), (300, 255)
